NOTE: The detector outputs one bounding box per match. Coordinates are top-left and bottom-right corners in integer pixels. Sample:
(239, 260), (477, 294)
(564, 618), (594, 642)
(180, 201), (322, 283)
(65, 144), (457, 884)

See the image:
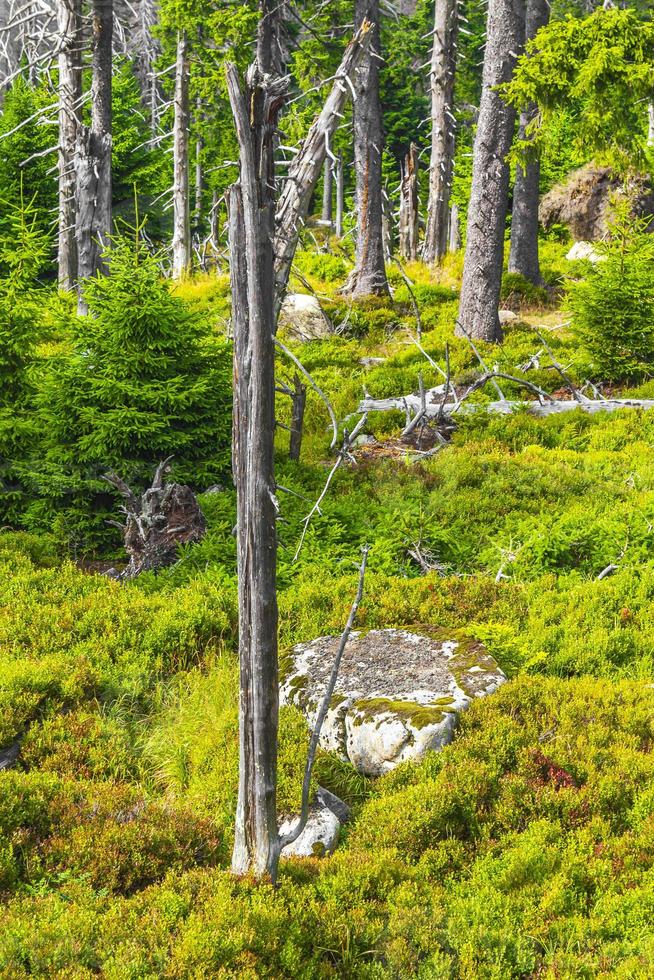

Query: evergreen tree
(26, 234), (232, 551)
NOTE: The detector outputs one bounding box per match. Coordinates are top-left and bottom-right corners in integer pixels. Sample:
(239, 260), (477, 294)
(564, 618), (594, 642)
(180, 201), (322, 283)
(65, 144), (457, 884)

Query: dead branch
(279, 545), (369, 851)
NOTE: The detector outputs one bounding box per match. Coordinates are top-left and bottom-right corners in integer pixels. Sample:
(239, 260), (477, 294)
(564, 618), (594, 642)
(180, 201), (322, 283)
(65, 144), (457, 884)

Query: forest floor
(1, 239), (653, 978)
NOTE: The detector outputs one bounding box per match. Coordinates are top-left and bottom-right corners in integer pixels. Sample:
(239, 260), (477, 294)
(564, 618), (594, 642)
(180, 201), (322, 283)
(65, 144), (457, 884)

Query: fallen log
(358, 393), (654, 418)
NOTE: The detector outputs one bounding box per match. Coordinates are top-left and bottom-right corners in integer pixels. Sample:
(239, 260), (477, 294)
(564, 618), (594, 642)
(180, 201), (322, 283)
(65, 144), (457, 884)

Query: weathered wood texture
(345, 0), (389, 296)
(104, 460), (206, 580)
(76, 0), (113, 310)
(423, 0), (459, 264)
(172, 31), (191, 279)
(399, 143), (420, 261)
(456, 0), (525, 341)
(273, 23), (372, 312)
(508, 0), (549, 284)
(57, 0), (82, 291)
(227, 60), (285, 882)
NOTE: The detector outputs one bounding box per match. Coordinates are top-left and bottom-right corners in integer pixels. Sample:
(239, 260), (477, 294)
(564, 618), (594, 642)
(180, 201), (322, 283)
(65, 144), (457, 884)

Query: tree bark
(227, 59), (286, 882)
(456, 0), (525, 342)
(508, 0), (549, 284)
(57, 0), (82, 291)
(335, 152), (345, 237)
(289, 374), (306, 461)
(399, 143), (419, 261)
(448, 203), (461, 252)
(172, 31), (191, 279)
(273, 23), (372, 313)
(423, 0), (458, 265)
(345, 0), (389, 297)
(648, 104), (654, 147)
(76, 0), (113, 312)
(321, 155), (333, 225)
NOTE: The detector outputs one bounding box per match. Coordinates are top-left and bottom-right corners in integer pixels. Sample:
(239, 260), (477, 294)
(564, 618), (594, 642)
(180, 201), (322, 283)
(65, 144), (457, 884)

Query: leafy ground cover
(1, 243), (653, 977)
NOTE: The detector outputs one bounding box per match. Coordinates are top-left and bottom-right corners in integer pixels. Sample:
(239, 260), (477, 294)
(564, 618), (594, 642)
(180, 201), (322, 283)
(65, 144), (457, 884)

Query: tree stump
(104, 458), (206, 579)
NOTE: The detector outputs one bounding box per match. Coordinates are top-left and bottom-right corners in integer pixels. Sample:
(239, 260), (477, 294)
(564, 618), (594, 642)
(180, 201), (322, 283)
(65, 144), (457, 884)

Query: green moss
(351, 697), (455, 731)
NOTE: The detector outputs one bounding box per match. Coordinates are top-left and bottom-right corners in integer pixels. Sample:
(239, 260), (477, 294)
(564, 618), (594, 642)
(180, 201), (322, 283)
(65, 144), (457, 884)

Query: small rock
(281, 628), (507, 776)
(204, 484), (225, 495)
(565, 241), (604, 263)
(359, 357), (386, 368)
(353, 434), (376, 448)
(279, 293), (333, 342)
(279, 788), (347, 859)
(498, 309), (519, 325)
(0, 741), (20, 771)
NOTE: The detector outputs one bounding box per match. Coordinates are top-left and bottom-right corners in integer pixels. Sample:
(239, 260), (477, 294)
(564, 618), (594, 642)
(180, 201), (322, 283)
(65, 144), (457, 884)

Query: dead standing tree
(456, 0), (526, 341)
(76, 0), (113, 312)
(399, 142), (419, 262)
(57, 0), (82, 291)
(172, 30), (191, 279)
(508, 0), (549, 284)
(422, 0), (459, 265)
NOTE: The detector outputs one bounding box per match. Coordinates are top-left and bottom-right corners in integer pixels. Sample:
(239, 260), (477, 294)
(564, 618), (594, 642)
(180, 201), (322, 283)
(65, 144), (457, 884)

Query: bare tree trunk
(508, 0), (549, 284)
(648, 104), (654, 147)
(321, 155), (333, 225)
(456, 0), (525, 342)
(227, 57), (286, 882)
(399, 143), (419, 261)
(195, 98), (203, 234)
(273, 23), (372, 313)
(76, 0), (113, 312)
(257, 0), (285, 76)
(448, 202), (461, 252)
(57, 0), (82, 291)
(345, 0), (389, 297)
(172, 31), (191, 279)
(289, 374), (306, 461)
(423, 0), (458, 264)
(335, 152), (345, 237)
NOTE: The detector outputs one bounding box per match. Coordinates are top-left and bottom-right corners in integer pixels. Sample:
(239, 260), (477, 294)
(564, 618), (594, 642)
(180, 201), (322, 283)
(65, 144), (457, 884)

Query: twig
(456, 319), (506, 401)
(293, 414), (368, 562)
(274, 336), (339, 449)
(279, 545), (369, 850)
(533, 329), (586, 404)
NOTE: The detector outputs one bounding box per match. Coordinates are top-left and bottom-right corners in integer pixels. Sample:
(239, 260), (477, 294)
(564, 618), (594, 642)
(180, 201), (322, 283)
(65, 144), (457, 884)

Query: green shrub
(25, 236), (232, 551)
(569, 208), (654, 381)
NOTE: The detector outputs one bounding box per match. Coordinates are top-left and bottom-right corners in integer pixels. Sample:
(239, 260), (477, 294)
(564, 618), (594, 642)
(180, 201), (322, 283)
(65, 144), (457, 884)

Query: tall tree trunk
(448, 202), (461, 252)
(346, 0), (389, 297)
(322, 155), (333, 225)
(195, 99), (204, 234)
(508, 0), (549, 284)
(227, 58), (285, 882)
(172, 31), (191, 279)
(57, 0), (82, 291)
(335, 152), (345, 237)
(273, 23), (372, 313)
(423, 0), (458, 265)
(399, 143), (419, 261)
(648, 104), (654, 147)
(76, 0), (113, 312)
(257, 0), (285, 76)
(456, 0), (525, 342)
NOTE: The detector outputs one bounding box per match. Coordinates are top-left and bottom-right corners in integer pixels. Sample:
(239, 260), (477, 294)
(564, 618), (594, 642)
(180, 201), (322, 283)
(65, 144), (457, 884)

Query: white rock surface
(566, 241), (604, 263)
(280, 628), (507, 776)
(279, 293), (333, 341)
(498, 309), (519, 325)
(280, 788), (349, 859)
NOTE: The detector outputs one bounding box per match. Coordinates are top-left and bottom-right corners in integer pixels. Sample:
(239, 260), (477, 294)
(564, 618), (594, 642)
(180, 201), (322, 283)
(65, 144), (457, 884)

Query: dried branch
(274, 336), (339, 450)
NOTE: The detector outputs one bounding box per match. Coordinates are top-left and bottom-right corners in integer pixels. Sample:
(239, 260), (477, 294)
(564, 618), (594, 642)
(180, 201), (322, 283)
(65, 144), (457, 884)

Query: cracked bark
(423, 0), (459, 265)
(508, 0), (549, 284)
(345, 0), (389, 297)
(399, 143), (419, 261)
(456, 0), (526, 342)
(76, 0), (112, 312)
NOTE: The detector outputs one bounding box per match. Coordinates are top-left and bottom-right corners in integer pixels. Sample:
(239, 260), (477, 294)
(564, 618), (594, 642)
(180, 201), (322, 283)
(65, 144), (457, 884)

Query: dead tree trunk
(345, 0), (390, 297)
(57, 0), (82, 291)
(508, 0), (549, 284)
(456, 0), (525, 342)
(649, 104), (654, 147)
(194, 97), (204, 233)
(289, 374), (307, 461)
(321, 155), (333, 225)
(399, 143), (419, 261)
(422, 0), (458, 265)
(172, 31), (191, 279)
(448, 203), (461, 252)
(273, 23), (372, 313)
(76, 0), (113, 313)
(335, 152), (345, 237)
(227, 59), (286, 882)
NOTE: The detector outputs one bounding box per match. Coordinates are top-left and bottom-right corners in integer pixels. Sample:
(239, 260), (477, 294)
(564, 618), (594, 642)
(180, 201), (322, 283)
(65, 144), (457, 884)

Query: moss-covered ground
(1, 242), (653, 977)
